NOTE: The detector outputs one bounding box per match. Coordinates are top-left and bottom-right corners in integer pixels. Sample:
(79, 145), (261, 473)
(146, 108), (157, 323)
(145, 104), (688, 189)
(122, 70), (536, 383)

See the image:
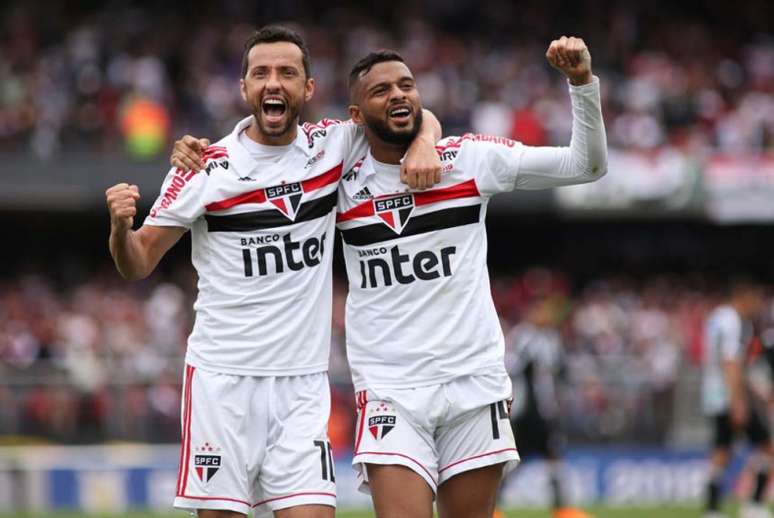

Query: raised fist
(546, 36), (593, 85)
(106, 183), (141, 231)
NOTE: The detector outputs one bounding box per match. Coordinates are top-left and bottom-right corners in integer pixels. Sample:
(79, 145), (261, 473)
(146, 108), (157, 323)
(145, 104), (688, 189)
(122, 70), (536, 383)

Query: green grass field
(0, 506), (737, 518)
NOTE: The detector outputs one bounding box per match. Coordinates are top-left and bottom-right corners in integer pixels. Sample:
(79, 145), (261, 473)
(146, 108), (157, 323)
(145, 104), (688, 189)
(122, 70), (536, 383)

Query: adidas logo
(353, 186), (373, 200)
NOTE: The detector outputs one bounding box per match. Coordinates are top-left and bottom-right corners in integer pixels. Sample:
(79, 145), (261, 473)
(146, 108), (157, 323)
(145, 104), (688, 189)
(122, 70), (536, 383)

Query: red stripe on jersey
(205, 163), (341, 212)
(203, 151), (228, 161)
(413, 179), (479, 206)
(205, 188), (268, 212)
(337, 179), (480, 223)
(302, 162), (343, 192)
(337, 200), (375, 223)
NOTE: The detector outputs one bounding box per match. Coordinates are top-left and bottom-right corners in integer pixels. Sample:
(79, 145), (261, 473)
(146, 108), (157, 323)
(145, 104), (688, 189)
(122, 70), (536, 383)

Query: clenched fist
(546, 36), (593, 85)
(106, 183), (141, 232)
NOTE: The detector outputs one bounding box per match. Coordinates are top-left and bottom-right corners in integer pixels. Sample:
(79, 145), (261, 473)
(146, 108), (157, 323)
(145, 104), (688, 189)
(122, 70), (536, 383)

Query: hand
(546, 36), (593, 85)
(170, 135), (211, 171)
(401, 136), (442, 190)
(106, 183), (141, 232)
(730, 398), (748, 430)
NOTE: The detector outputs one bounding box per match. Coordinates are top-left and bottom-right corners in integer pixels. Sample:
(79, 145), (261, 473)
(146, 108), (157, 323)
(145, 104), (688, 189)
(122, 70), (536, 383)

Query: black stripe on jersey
(340, 204), (480, 246)
(205, 190), (337, 232)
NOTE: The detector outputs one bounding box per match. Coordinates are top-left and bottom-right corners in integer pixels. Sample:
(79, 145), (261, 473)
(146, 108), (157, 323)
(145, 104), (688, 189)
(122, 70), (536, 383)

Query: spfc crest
(194, 442), (221, 483)
(266, 183), (303, 220)
(368, 402), (397, 439)
(373, 194), (414, 234)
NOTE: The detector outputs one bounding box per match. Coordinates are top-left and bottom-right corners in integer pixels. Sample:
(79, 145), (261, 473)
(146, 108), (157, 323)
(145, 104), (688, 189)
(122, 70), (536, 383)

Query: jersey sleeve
(306, 119), (369, 172)
(454, 136), (525, 197)
(144, 167), (207, 229)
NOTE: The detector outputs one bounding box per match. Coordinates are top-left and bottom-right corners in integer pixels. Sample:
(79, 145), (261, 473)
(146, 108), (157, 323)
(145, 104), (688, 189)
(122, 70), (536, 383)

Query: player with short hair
(172, 35), (607, 518)
(106, 25), (440, 518)
(702, 280), (773, 518)
(336, 37), (606, 518)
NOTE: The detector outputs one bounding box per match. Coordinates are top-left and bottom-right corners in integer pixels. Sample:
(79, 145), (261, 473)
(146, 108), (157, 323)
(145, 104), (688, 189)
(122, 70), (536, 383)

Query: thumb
(199, 138), (211, 149)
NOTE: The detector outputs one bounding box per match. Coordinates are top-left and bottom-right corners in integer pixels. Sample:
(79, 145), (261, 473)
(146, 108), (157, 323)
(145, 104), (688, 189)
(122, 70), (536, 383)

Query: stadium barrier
(1, 444), (754, 512)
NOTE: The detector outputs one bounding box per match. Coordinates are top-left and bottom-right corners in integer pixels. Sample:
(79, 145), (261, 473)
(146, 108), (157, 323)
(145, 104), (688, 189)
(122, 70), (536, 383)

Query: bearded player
(333, 36), (606, 518)
(107, 26), (440, 518)
(172, 35), (606, 517)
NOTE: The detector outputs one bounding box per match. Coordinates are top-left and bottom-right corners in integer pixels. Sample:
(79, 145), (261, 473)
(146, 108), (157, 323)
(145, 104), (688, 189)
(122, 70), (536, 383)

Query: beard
(363, 107), (423, 146)
(252, 100), (302, 139)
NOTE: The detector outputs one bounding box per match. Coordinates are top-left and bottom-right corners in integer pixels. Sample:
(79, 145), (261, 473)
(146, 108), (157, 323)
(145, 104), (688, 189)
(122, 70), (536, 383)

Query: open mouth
(262, 97), (287, 121)
(388, 105), (412, 123)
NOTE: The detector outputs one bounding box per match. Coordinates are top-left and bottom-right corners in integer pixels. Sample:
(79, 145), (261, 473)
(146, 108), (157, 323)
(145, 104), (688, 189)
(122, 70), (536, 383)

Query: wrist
(568, 71), (593, 86)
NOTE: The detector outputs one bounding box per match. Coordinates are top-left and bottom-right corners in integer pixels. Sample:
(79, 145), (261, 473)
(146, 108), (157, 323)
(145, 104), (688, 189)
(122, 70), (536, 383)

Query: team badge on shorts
(194, 442), (222, 483)
(368, 402), (397, 439)
(266, 183), (303, 221)
(374, 194), (414, 234)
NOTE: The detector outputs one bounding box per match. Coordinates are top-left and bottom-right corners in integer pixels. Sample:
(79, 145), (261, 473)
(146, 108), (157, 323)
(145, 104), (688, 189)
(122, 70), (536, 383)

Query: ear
(349, 105), (365, 126)
(239, 78), (247, 103)
(304, 78), (315, 102)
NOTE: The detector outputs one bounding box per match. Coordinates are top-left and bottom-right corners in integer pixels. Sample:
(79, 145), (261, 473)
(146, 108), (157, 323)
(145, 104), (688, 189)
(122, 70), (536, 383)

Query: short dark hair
(241, 25), (311, 79)
(348, 50), (406, 96)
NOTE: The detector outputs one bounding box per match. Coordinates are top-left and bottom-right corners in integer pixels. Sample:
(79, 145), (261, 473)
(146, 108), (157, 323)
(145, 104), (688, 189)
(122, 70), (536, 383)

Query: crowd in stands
(0, 1), (771, 159)
(1, 265), (769, 449)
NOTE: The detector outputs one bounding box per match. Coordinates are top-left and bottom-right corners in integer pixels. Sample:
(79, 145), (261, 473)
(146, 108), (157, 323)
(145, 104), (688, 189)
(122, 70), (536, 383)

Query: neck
(245, 119), (297, 146)
(365, 129), (409, 165)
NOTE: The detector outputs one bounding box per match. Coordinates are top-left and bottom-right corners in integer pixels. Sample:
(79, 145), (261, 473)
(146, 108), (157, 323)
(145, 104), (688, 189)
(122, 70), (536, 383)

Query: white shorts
(352, 374), (520, 494)
(174, 365), (336, 516)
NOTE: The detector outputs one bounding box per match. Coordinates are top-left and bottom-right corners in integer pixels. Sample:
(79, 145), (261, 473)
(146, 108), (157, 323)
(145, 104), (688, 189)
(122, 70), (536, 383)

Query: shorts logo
(374, 194), (414, 234)
(368, 402), (397, 439)
(266, 182), (303, 221)
(194, 443), (221, 483)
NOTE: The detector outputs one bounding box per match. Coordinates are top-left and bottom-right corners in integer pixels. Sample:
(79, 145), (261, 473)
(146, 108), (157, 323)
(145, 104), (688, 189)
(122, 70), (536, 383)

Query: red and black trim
(203, 163), (342, 232)
(337, 179), (479, 223)
(340, 204), (480, 246)
(205, 190), (337, 232)
(205, 163), (342, 212)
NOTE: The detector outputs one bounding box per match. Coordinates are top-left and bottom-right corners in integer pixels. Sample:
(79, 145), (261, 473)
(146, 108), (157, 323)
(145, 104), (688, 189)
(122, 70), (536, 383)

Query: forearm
(515, 76), (608, 189)
(109, 226), (153, 281)
(418, 109), (442, 143)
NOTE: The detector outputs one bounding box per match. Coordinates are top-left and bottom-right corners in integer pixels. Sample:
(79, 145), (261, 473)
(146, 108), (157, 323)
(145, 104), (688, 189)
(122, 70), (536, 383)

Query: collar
(357, 150), (403, 182)
(222, 115), (313, 177)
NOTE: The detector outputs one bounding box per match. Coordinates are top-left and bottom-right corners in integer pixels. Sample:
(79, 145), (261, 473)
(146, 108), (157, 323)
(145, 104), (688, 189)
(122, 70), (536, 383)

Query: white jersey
(702, 305), (747, 415)
(145, 116), (367, 376)
(337, 78), (607, 390)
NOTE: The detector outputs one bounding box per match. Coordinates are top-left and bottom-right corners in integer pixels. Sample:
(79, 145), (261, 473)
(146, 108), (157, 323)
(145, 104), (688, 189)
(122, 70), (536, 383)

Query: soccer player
(106, 26), (440, 518)
(335, 37), (606, 518)
(702, 280), (773, 518)
(173, 35), (607, 518)
(505, 298), (593, 518)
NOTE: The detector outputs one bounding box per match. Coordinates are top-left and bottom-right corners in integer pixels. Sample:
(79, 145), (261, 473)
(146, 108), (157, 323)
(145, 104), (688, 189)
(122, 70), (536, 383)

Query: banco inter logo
(374, 194), (414, 234)
(266, 182), (303, 221)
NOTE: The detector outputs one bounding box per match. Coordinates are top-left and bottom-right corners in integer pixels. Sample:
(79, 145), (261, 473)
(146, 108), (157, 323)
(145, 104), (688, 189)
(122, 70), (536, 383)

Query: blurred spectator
(0, 1), (771, 159)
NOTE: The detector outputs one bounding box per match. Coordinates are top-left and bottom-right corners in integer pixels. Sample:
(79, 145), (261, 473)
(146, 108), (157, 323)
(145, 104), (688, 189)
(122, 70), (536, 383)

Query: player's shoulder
(198, 136), (232, 177)
(301, 118), (359, 148)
